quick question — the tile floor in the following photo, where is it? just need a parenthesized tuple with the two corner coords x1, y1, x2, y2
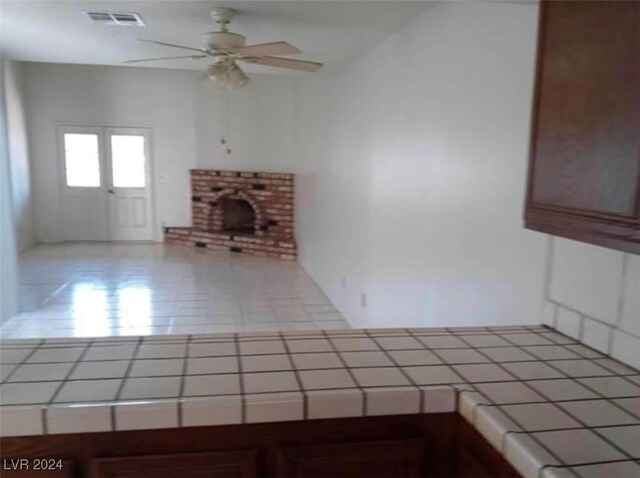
(1, 243, 349, 338)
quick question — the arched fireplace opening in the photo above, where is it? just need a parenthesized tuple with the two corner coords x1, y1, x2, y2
(221, 197, 256, 233)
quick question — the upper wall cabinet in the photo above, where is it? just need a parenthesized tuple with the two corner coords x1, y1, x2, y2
(525, 0, 640, 254)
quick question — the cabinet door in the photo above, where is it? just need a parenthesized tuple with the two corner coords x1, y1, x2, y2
(525, 0, 640, 254)
(92, 450, 258, 478)
(456, 420, 520, 478)
(276, 439, 425, 478)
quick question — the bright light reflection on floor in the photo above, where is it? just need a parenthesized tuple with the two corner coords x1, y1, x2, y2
(117, 286, 152, 332)
(72, 283, 109, 337)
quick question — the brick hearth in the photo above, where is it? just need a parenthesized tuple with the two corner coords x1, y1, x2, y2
(165, 169, 296, 260)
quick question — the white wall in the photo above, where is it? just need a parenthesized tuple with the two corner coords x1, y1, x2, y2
(196, 75, 297, 172)
(24, 63, 199, 241)
(23, 63, 300, 242)
(543, 237, 640, 368)
(0, 61, 20, 322)
(295, 1, 548, 328)
(3, 60, 34, 251)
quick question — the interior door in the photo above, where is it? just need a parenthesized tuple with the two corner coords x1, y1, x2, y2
(105, 128, 153, 241)
(60, 126, 109, 241)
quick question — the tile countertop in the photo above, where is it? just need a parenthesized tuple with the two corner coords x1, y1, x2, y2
(1, 325, 639, 478)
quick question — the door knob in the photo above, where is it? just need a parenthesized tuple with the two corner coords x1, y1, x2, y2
(108, 189, 114, 194)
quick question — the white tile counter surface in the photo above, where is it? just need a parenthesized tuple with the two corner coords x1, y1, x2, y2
(1, 325, 639, 478)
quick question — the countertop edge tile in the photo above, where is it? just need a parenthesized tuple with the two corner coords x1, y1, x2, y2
(114, 400, 179, 431)
(504, 433, 561, 478)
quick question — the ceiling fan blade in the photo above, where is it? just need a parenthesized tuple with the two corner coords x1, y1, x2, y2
(139, 39, 206, 53)
(239, 41, 301, 57)
(246, 56, 323, 72)
(124, 55, 208, 64)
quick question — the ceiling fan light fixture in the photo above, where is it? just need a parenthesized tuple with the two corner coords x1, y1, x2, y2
(204, 60, 249, 90)
(204, 61, 229, 88)
(227, 64, 250, 89)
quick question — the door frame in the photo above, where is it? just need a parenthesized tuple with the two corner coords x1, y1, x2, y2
(56, 123, 158, 242)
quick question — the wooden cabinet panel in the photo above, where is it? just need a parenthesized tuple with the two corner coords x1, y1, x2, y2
(92, 450, 258, 478)
(276, 439, 425, 478)
(456, 420, 520, 478)
(525, 0, 640, 254)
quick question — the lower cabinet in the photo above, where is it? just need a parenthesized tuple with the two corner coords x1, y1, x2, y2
(0, 414, 520, 478)
(276, 440, 425, 478)
(92, 450, 258, 478)
(456, 419, 521, 478)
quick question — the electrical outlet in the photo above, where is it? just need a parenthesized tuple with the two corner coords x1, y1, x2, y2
(341, 277, 347, 289)
(361, 294, 367, 308)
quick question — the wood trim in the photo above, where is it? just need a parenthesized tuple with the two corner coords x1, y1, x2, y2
(526, 208, 640, 255)
(523, 0, 549, 222)
(528, 203, 639, 225)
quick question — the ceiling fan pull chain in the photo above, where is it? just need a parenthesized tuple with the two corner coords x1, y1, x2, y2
(219, 90, 226, 146)
(225, 90, 232, 155)
(220, 89, 232, 155)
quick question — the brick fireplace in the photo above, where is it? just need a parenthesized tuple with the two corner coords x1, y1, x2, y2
(165, 169, 296, 260)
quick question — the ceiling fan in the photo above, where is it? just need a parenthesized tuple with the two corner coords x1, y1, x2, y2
(125, 7, 323, 89)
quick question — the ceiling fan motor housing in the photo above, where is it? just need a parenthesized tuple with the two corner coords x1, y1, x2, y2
(204, 31, 247, 52)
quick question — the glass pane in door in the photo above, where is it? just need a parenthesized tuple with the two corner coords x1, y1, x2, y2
(64, 134, 101, 187)
(111, 135, 146, 188)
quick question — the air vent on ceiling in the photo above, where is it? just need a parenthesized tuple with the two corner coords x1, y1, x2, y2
(86, 11, 145, 26)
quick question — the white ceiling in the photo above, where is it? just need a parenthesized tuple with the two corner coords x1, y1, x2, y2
(0, 1, 434, 75)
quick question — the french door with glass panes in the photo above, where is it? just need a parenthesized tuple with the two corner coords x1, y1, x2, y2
(59, 126, 153, 242)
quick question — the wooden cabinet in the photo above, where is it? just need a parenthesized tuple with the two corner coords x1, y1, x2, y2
(93, 451, 258, 478)
(276, 440, 424, 478)
(0, 414, 519, 477)
(525, 0, 640, 254)
(456, 419, 520, 478)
